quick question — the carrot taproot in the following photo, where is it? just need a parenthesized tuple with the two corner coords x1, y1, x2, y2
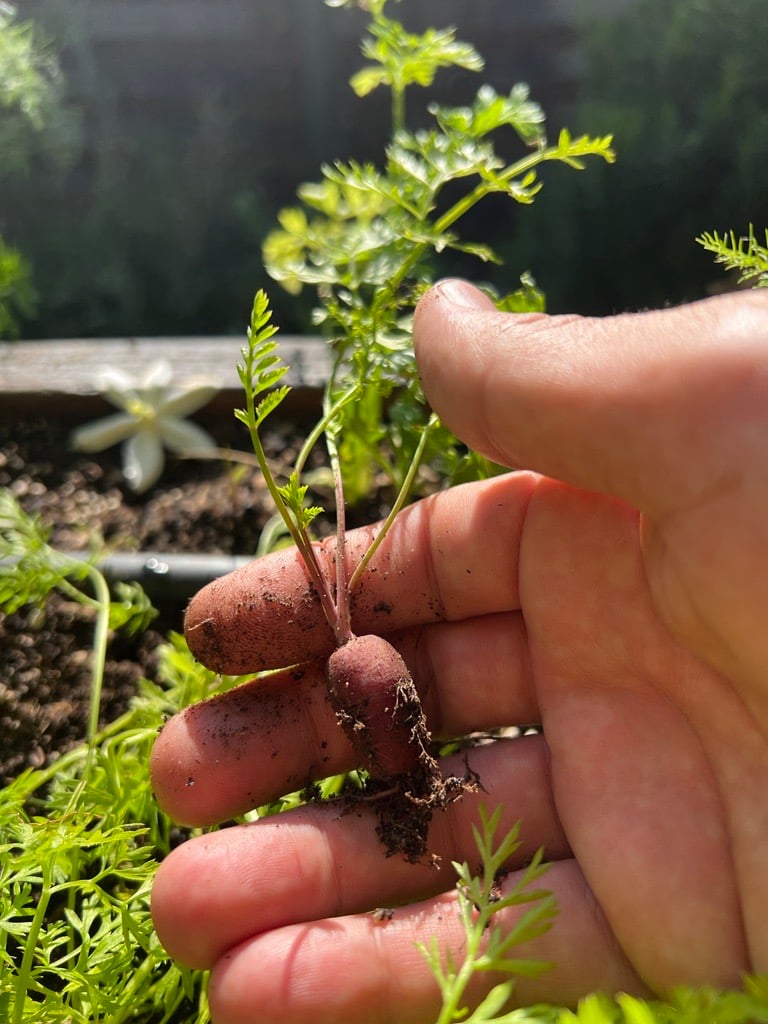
(326, 633, 434, 779)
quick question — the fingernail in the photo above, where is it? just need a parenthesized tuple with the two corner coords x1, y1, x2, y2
(435, 278, 495, 311)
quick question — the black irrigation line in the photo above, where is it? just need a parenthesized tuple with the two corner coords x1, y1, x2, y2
(80, 550, 256, 603)
(0, 551, 256, 605)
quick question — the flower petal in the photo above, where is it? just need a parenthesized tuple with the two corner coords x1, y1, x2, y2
(70, 413, 137, 452)
(158, 384, 220, 418)
(95, 366, 137, 393)
(138, 384, 172, 409)
(123, 429, 164, 492)
(126, 360, 175, 410)
(93, 367, 142, 411)
(140, 359, 174, 388)
(159, 417, 218, 455)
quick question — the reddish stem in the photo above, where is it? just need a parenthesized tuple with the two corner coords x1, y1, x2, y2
(333, 448, 354, 646)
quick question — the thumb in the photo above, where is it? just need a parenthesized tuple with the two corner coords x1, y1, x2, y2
(413, 278, 768, 515)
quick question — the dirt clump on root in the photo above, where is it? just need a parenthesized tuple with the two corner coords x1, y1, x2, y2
(364, 768, 473, 864)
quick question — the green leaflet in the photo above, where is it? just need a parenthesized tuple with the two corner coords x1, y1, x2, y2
(697, 225, 768, 288)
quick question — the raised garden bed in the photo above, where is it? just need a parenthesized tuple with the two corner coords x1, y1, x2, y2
(0, 334, 335, 785)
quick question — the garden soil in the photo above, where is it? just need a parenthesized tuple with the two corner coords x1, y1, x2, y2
(0, 413, 340, 787)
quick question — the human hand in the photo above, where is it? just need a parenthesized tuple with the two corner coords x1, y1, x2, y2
(151, 281, 768, 1023)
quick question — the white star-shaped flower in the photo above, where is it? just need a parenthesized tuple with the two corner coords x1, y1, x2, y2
(70, 359, 220, 493)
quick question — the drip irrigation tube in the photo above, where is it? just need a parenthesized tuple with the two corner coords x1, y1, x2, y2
(2, 552, 254, 605)
(96, 552, 255, 602)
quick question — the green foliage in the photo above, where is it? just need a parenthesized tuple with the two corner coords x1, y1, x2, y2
(235, 290, 319, 538)
(1, 477, 250, 1021)
(496, 272, 546, 314)
(264, 0, 613, 505)
(0, 475, 275, 1023)
(235, 288, 288, 429)
(554, 981, 768, 1024)
(350, 12, 483, 131)
(0, 3, 60, 128)
(420, 808, 768, 1023)
(276, 471, 325, 531)
(0, 490, 155, 636)
(0, 234, 36, 338)
(697, 225, 768, 289)
(429, 83, 546, 147)
(421, 807, 556, 1024)
(0, 486, 158, 774)
(353, 19, 483, 95)
(0, 632, 249, 1024)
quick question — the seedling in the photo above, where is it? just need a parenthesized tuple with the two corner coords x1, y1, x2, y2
(0, 491, 155, 755)
(232, 290, 456, 859)
(420, 806, 556, 1024)
(208, 0, 615, 859)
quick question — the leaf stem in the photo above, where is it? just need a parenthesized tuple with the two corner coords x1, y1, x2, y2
(245, 410, 339, 635)
(329, 433, 353, 646)
(392, 81, 406, 135)
(84, 564, 111, 754)
(348, 412, 438, 595)
(295, 381, 361, 478)
(13, 861, 53, 1024)
(433, 923, 483, 1024)
(432, 146, 551, 236)
(374, 140, 598, 322)
(321, 372, 354, 644)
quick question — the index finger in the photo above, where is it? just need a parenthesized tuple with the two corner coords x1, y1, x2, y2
(184, 471, 536, 675)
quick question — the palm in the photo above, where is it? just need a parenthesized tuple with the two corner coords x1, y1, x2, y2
(517, 477, 754, 993)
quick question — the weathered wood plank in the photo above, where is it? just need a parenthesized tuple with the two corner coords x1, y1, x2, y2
(0, 337, 330, 421)
(0, 336, 330, 394)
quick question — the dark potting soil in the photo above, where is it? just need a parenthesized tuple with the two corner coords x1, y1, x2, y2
(0, 413, 325, 787)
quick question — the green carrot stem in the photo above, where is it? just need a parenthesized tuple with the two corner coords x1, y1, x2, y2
(250, 422, 339, 634)
(295, 382, 361, 479)
(348, 412, 438, 595)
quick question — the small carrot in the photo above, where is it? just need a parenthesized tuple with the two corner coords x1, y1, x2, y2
(326, 634, 434, 779)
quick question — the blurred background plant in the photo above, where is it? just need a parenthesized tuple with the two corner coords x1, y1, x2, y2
(0, 0, 69, 337)
(0, 0, 276, 339)
(0, 234, 35, 338)
(500, 0, 768, 313)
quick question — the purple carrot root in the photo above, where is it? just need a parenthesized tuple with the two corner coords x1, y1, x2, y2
(327, 633, 468, 861)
